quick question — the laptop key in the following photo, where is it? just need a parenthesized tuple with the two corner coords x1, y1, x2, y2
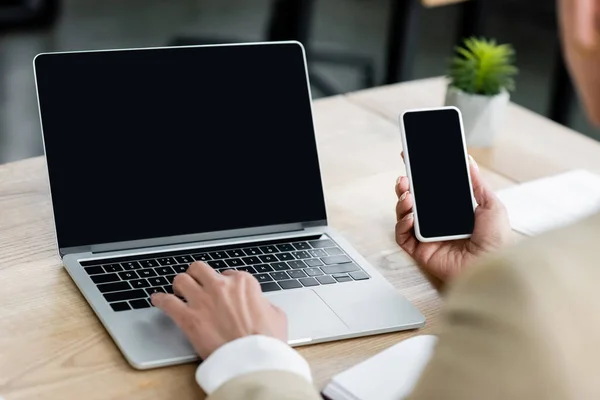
(103, 264, 123, 273)
(288, 270, 307, 279)
(304, 267, 324, 277)
(97, 281, 131, 293)
(243, 247, 262, 256)
(292, 242, 311, 250)
(164, 285, 174, 294)
(174, 255, 194, 264)
(254, 273, 273, 283)
(104, 289, 146, 302)
(241, 256, 261, 265)
(309, 239, 335, 248)
(270, 271, 290, 281)
(255, 264, 274, 273)
(259, 245, 277, 254)
(321, 255, 351, 265)
(192, 253, 211, 262)
(305, 258, 324, 267)
(110, 302, 131, 312)
(237, 266, 257, 274)
(139, 259, 159, 268)
(259, 254, 277, 263)
(226, 250, 244, 258)
(130, 279, 150, 289)
(146, 287, 166, 296)
(288, 260, 307, 269)
(91, 273, 121, 284)
(225, 258, 244, 267)
(334, 274, 353, 283)
(321, 263, 360, 275)
(279, 279, 302, 290)
(261, 282, 281, 292)
(325, 247, 344, 256)
(84, 266, 104, 275)
(316, 275, 336, 285)
(275, 244, 294, 252)
(121, 262, 141, 270)
(118, 271, 139, 280)
(148, 277, 168, 286)
(209, 251, 227, 259)
(299, 277, 320, 287)
(271, 262, 290, 271)
(157, 257, 176, 266)
(165, 275, 176, 284)
(130, 299, 151, 309)
(172, 264, 188, 273)
(292, 251, 311, 259)
(208, 260, 227, 269)
(138, 269, 157, 278)
(156, 266, 175, 275)
(350, 271, 370, 280)
(275, 253, 294, 261)
(308, 249, 327, 258)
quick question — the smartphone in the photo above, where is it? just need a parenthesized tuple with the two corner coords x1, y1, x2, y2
(399, 106, 476, 242)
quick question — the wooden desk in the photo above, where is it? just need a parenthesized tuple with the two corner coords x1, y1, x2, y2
(1, 77, 597, 399)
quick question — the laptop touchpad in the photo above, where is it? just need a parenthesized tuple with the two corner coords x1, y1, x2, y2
(266, 290, 349, 342)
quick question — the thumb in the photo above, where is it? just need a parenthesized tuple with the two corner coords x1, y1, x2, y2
(468, 155, 496, 208)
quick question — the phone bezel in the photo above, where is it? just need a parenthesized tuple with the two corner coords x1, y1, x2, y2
(399, 106, 476, 242)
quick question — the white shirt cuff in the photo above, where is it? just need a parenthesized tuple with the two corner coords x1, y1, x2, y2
(195, 335, 313, 395)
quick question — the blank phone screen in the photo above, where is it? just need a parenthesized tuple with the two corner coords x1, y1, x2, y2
(403, 108, 474, 239)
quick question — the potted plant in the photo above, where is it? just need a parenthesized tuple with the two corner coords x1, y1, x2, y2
(445, 37, 518, 147)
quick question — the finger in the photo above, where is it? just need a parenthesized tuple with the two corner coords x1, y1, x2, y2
(151, 293, 189, 327)
(395, 214, 418, 254)
(173, 272, 205, 302)
(401, 151, 405, 162)
(221, 269, 239, 277)
(395, 175, 410, 198)
(396, 190, 414, 221)
(468, 155, 498, 209)
(186, 261, 221, 287)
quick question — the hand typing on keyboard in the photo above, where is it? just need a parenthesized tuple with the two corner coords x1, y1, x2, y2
(151, 261, 288, 359)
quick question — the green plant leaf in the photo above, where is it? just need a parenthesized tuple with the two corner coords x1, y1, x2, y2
(447, 37, 518, 96)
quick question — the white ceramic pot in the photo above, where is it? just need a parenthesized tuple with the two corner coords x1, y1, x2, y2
(444, 86, 509, 147)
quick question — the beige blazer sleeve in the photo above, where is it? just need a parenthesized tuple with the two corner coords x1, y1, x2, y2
(208, 370, 321, 400)
(407, 212, 600, 400)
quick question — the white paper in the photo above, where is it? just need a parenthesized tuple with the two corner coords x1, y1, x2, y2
(497, 170, 600, 236)
(322, 335, 437, 400)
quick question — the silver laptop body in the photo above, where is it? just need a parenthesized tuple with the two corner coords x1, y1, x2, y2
(33, 41, 425, 369)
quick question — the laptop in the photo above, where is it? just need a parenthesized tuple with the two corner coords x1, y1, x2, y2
(33, 41, 425, 369)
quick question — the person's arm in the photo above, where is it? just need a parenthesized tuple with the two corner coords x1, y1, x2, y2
(151, 263, 321, 399)
(197, 335, 318, 399)
(404, 241, 573, 400)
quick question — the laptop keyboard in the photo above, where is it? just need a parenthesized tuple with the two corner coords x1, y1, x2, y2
(79, 236, 371, 312)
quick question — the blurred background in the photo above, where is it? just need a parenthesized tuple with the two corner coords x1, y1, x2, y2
(0, 0, 596, 164)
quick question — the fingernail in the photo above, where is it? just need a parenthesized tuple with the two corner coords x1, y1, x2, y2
(396, 176, 402, 185)
(399, 191, 408, 201)
(402, 212, 414, 221)
(468, 155, 479, 171)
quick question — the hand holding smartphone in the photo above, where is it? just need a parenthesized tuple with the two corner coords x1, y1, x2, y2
(399, 107, 476, 242)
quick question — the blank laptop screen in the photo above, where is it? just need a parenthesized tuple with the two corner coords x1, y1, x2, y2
(34, 43, 327, 249)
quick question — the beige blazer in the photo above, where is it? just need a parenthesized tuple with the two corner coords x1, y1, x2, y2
(210, 213, 600, 400)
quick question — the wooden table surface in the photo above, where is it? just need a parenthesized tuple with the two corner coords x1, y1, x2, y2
(2, 77, 600, 400)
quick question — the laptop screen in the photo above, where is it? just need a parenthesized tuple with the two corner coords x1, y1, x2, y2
(34, 43, 327, 249)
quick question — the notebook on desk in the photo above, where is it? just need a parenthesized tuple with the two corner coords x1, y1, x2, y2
(322, 335, 437, 400)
